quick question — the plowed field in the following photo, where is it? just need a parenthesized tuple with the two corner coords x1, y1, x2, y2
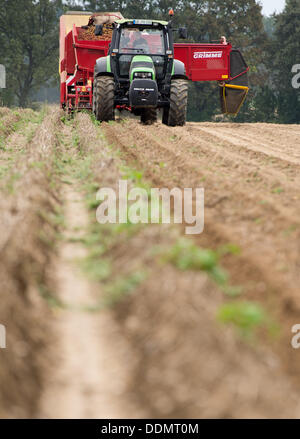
(1, 108, 300, 418)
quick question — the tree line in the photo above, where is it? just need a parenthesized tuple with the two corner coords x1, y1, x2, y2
(0, 0, 299, 123)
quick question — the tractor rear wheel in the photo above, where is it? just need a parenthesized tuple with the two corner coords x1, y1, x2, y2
(163, 79, 188, 127)
(140, 108, 157, 125)
(94, 76, 115, 122)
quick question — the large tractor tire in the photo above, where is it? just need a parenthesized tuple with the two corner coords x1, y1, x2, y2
(94, 76, 115, 122)
(162, 79, 188, 127)
(140, 108, 157, 125)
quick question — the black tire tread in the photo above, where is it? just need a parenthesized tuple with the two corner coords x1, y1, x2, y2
(94, 76, 115, 122)
(164, 79, 188, 127)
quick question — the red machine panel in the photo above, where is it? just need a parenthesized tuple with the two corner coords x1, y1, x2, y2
(60, 19, 110, 110)
(174, 43, 232, 81)
(73, 26, 110, 73)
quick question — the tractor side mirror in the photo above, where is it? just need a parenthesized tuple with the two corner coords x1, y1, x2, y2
(95, 25, 103, 36)
(178, 27, 187, 39)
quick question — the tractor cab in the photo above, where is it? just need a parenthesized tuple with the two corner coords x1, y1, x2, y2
(111, 20, 171, 81)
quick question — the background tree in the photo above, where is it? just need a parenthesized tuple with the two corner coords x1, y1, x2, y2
(0, 0, 63, 107)
(182, 0, 266, 121)
(272, 0, 300, 123)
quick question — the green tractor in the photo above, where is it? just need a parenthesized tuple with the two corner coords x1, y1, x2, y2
(93, 18, 188, 126)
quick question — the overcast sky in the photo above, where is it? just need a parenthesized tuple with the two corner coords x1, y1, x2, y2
(261, 0, 285, 15)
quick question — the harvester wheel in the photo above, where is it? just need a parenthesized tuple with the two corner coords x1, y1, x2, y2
(163, 79, 188, 127)
(140, 108, 157, 125)
(94, 76, 115, 122)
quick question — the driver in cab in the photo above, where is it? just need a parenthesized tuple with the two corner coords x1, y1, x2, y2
(132, 30, 149, 53)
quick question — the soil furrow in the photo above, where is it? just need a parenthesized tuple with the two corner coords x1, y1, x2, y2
(3, 108, 300, 419)
(0, 107, 61, 418)
(189, 124, 300, 164)
(103, 119, 300, 390)
(38, 114, 145, 419)
(103, 121, 300, 302)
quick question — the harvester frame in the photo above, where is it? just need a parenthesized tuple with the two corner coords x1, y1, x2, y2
(60, 11, 249, 125)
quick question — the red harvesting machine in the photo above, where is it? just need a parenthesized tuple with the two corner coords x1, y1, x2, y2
(60, 11, 249, 125)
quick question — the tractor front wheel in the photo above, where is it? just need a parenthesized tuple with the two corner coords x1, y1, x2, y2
(94, 76, 115, 122)
(140, 108, 157, 125)
(163, 79, 188, 127)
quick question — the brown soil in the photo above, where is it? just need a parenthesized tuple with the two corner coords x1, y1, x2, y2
(2, 109, 300, 419)
(103, 118, 300, 402)
(0, 107, 61, 417)
(38, 119, 145, 418)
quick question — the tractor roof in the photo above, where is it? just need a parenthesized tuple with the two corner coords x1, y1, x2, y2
(116, 18, 168, 26)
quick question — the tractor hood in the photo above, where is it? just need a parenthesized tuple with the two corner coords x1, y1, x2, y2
(129, 55, 156, 82)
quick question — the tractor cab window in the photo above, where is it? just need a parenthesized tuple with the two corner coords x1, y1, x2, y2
(119, 28, 165, 55)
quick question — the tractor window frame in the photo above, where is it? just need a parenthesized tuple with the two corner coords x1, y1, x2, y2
(116, 24, 168, 57)
(113, 24, 169, 80)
